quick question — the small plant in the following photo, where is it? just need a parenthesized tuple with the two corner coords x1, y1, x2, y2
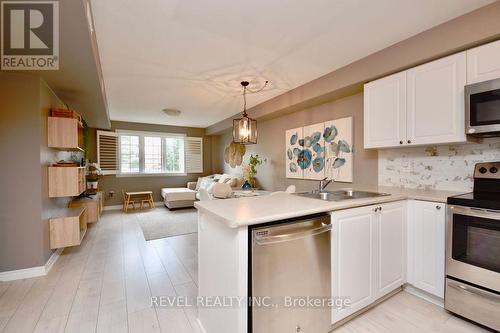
(86, 162, 103, 182)
(244, 154, 267, 181)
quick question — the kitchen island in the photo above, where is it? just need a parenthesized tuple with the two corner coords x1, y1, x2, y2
(194, 187, 459, 333)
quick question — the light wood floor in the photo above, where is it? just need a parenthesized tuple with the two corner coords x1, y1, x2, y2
(0, 208, 491, 333)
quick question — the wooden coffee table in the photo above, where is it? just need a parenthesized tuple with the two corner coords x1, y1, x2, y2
(124, 191, 155, 212)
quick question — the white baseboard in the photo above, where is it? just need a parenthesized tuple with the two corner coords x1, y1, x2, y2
(103, 201, 163, 211)
(403, 284, 444, 308)
(0, 248, 63, 282)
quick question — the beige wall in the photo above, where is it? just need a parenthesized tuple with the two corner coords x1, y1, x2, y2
(215, 93, 378, 192)
(88, 121, 215, 206)
(0, 73, 70, 271)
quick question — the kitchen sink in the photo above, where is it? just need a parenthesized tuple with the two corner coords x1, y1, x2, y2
(295, 189, 390, 202)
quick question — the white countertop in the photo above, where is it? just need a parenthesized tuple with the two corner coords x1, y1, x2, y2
(195, 186, 462, 228)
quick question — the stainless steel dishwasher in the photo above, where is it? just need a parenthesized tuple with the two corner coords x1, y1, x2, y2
(251, 214, 332, 333)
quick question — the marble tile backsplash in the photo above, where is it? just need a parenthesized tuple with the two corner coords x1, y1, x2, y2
(378, 139, 500, 192)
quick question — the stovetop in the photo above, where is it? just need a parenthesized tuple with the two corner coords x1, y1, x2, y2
(447, 162, 500, 210)
(448, 192, 500, 210)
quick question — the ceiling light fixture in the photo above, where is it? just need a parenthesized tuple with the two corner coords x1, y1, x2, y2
(233, 80, 268, 145)
(162, 108, 181, 116)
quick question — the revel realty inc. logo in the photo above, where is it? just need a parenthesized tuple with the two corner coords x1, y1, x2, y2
(1, 0, 59, 70)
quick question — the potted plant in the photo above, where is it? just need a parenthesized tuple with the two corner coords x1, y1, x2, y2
(86, 162, 103, 193)
(242, 154, 266, 190)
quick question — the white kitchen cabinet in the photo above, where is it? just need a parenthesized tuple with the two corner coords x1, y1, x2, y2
(407, 52, 466, 146)
(467, 39, 500, 84)
(363, 52, 466, 149)
(376, 201, 406, 298)
(331, 201, 406, 323)
(407, 200, 446, 299)
(364, 72, 407, 148)
(331, 205, 376, 323)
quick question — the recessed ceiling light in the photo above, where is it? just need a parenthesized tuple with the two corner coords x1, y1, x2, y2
(162, 108, 181, 116)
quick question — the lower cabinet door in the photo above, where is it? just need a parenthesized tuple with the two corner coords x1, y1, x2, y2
(331, 205, 376, 323)
(376, 201, 407, 298)
(408, 200, 446, 298)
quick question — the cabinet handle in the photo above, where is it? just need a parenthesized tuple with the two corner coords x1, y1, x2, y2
(379, 206, 382, 211)
(407, 140, 411, 144)
(399, 140, 403, 144)
(436, 205, 441, 210)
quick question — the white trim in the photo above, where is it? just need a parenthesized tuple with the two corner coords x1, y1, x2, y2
(116, 129, 186, 137)
(103, 201, 164, 211)
(0, 248, 63, 282)
(116, 172, 187, 178)
(403, 284, 444, 307)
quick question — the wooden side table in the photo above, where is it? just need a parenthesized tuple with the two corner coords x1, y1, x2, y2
(69, 191, 103, 223)
(124, 191, 154, 212)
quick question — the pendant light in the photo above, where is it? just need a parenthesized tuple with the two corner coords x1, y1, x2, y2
(233, 80, 268, 144)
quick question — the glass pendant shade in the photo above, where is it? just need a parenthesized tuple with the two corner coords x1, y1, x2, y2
(233, 113, 257, 144)
(232, 80, 259, 144)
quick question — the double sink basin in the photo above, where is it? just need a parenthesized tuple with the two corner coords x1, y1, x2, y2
(295, 189, 390, 202)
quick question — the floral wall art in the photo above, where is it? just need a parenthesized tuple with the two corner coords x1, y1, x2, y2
(285, 127, 303, 178)
(285, 117, 353, 182)
(324, 117, 353, 182)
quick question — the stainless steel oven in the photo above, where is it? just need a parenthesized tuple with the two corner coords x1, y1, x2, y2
(466, 78, 500, 136)
(446, 205, 500, 331)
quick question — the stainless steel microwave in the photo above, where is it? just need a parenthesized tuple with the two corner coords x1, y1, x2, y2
(466, 78, 500, 136)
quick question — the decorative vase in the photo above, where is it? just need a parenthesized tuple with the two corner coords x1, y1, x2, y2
(241, 180, 252, 190)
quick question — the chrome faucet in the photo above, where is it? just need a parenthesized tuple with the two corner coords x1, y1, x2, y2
(318, 177, 332, 193)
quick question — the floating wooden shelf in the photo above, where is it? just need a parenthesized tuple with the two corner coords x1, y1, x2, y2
(48, 166, 86, 198)
(69, 191, 103, 224)
(49, 207, 87, 249)
(47, 116, 84, 151)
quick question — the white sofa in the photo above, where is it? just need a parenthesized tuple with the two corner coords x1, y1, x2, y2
(160, 174, 242, 209)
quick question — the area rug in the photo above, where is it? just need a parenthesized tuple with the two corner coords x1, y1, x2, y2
(138, 208, 198, 241)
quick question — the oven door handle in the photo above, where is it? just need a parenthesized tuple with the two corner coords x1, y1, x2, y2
(449, 205, 500, 219)
(448, 280, 500, 302)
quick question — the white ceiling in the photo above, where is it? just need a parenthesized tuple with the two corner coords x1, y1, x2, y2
(91, 0, 494, 128)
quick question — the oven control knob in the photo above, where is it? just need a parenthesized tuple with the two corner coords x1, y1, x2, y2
(479, 167, 488, 174)
(490, 166, 498, 174)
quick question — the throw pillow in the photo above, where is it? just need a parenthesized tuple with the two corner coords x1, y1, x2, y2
(195, 177, 203, 191)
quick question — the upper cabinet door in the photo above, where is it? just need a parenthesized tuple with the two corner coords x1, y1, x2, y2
(467, 40, 500, 84)
(407, 52, 466, 146)
(364, 72, 407, 149)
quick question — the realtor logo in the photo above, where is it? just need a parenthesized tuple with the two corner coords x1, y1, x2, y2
(1, 1, 59, 70)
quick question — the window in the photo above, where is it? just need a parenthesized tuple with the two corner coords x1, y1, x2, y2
(120, 135, 140, 173)
(144, 136, 162, 173)
(116, 130, 201, 175)
(165, 137, 184, 173)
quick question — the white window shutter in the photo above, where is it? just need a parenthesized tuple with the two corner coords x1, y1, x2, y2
(185, 137, 203, 173)
(97, 130, 118, 175)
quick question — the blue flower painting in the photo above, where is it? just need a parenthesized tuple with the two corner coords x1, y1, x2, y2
(302, 123, 326, 179)
(298, 149, 312, 169)
(286, 127, 304, 179)
(325, 117, 353, 182)
(287, 118, 352, 182)
(313, 157, 324, 172)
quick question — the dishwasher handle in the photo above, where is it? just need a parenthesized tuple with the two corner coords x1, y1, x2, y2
(254, 223, 332, 245)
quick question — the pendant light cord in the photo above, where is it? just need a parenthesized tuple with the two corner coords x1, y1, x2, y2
(243, 85, 247, 116)
(241, 80, 268, 116)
